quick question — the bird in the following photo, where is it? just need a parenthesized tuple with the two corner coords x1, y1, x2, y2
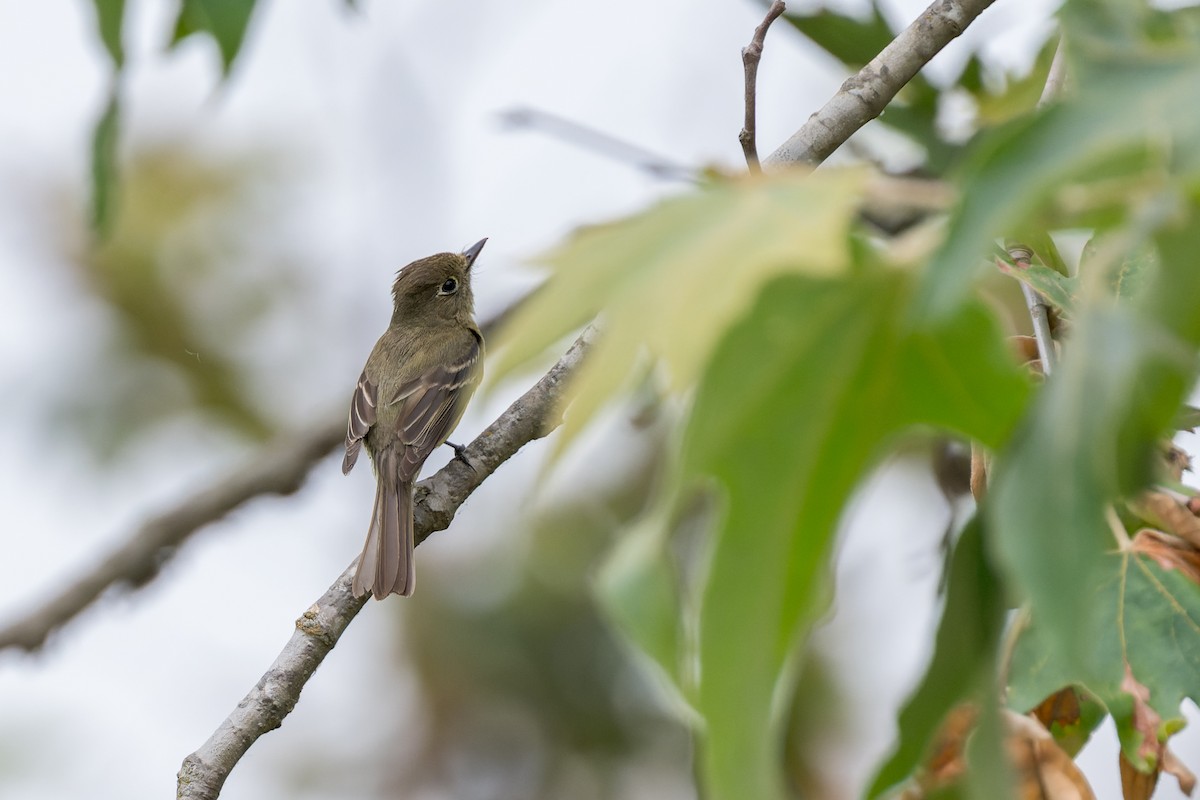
(343, 239, 487, 599)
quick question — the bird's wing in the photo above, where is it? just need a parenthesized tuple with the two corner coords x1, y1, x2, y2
(389, 332, 484, 481)
(342, 369, 377, 475)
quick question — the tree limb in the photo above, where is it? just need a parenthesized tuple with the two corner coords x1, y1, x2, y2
(739, 0, 787, 173)
(176, 326, 595, 800)
(0, 423, 344, 652)
(764, 0, 997, 167)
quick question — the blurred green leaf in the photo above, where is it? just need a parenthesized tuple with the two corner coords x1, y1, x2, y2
(90, 0, 126, 66)
(1061, 0, 1200, 81)
(1000, 263, 1077, 315)
(491, 170, 867, 456)
(597, 504, 684, 697)
(916, 10, 1200, 318)
(989, 206, 1200, 731)
(90, 90, 121, 236)
(971, 36, 1059, 127)
(869, 519, 1006, 797)
(683, 271, 1029, 800)
(171, 0, 258, 74)
(1078, 235, 1157, 305)
(75, 145, 291, 449)
(779, 3, 895, 69)
(963, 698, 1015, 800)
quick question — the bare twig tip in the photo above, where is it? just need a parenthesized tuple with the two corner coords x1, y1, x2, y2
(739, 0, 788, 174)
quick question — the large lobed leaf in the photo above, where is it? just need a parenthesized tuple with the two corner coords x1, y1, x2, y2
(1009, 546, 1200, 772)
(490, 170, 867, 455)
(678, 270, 1029, 800)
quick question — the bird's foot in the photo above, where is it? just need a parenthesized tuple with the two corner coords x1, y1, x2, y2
(445, 440, 475, 471)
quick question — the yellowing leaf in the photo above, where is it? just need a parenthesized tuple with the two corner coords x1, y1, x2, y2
(491, 169, 867, 454)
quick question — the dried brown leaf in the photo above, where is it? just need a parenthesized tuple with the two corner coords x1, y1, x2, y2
(1130, 529, 1200, 586)
(1004, 711, 1097, 800)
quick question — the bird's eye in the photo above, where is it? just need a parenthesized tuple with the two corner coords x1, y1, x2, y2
(439, 277, 458, 295)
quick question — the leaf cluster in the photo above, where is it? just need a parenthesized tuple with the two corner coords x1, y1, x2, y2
(490, 0, 1200, 796)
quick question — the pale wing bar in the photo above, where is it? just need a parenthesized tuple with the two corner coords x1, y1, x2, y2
(342, 370, 378, 475)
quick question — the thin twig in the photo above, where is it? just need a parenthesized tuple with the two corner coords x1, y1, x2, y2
(498, 106, 697, 183)
(1007, 246, 1057, 376)
(765, 0, 998, 167)
(739, 0, 786, 173)
(176, 327, 596, 800)
(1006, 41, 1067, 376)
(0, 304, 528, 653)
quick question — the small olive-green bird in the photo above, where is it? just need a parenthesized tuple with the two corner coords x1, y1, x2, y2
(343, 239, 487, 599)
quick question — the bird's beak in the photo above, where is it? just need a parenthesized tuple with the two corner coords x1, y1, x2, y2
(462, 238, 488, 268)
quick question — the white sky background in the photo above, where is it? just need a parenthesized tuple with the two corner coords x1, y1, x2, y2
(2, 0, 1191, 799)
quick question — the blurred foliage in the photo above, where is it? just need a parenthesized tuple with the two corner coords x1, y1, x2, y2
(90, 90, 121, 234)
(491, 169, 867, 456)
(89, 0, 126, 66)
(774, 0, 1058, 176)
(62, 142, 303, 455)
(402, 420, 694, 799)
(85, 0, 268, 234)
(668, 271, 1025, 800)
(492, 0, 1200, 798)
(170, 0, 259, 75)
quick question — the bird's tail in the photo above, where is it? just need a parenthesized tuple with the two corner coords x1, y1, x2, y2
(353, 453, 414, 599)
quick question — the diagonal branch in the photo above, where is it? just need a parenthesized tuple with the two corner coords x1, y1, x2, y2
(175, 326, 595, 800)
(739, 0, 787, 173)
(0, 307, 531, 653)
(765, 0, 998, 167)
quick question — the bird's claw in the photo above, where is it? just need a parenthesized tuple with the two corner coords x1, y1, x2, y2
(445, 440, 475, 471)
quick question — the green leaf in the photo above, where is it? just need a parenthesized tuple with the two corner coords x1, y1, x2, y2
(989, 204, 1200, 728)
(90, 0, 126, 67)
(490, 170, 868, 456)
(1009, 550, 1200, 770)
(171, 0, 258, 75)
(91, 90, 121, 236)
(596, 502, 684, 694)
(869, 519, 1007, 796)
(683, 271, 1029, 800)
